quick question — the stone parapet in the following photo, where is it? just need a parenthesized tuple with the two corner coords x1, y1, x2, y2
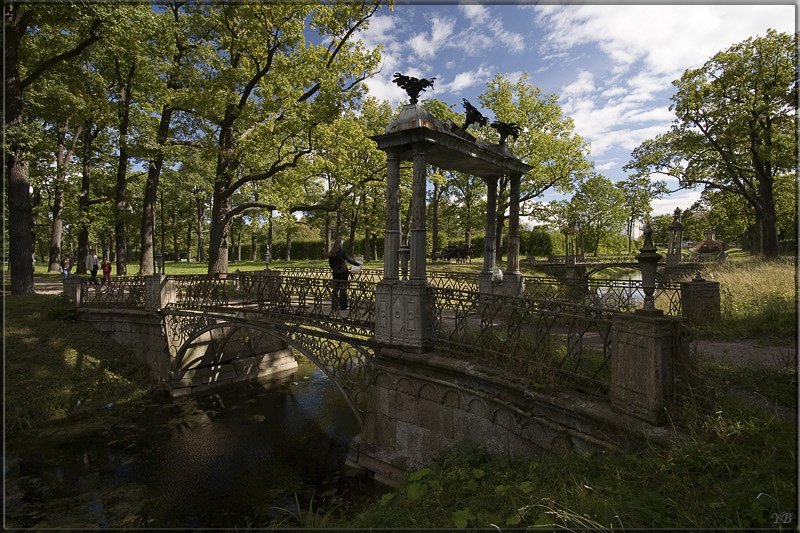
(349, 347, 683, 486)
(63, 277, 82, 305)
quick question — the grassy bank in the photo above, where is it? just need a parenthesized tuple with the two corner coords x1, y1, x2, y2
(5, 294, 152, 435)
(700, 258, 796, 340)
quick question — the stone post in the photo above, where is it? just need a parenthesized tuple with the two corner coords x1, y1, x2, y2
(384, 149, 401, 281)
(610, 313, 681, 425)
(502, 172, 525, 298)
(479, 176, 499, 295)
(410, 149, 427, 283)
(63, 277, 83, 307)
(680, 272, 721, 322)
(666, 207, 683, 267)
(145, 274, 175, 311)
(636, 223, 663, 314)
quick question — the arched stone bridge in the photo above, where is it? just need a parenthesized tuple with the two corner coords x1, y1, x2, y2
(65, 268, 705, 485)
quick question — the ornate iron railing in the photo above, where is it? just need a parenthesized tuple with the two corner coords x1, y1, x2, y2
(80, 276, 147, 308)
(167, 273, 378, 333)
(431, 287, 613, 394)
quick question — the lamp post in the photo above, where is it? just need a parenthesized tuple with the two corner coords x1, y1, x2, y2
(264, 245, 272, 270)
(636, 222, 663, 314)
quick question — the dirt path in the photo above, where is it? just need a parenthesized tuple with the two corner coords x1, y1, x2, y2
(694, 339, 796, 370)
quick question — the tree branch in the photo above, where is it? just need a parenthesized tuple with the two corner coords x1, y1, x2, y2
(21, 19, 101, 90)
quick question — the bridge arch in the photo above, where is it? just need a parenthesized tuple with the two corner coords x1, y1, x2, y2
(166, 312, 375, 425)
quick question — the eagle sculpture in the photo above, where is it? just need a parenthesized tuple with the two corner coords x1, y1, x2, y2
(490, 121, 522, 145)
(461, 99, 488, 131)
(392, 72, 436, 104)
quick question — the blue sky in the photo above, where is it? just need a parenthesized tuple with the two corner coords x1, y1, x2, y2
(356, 3, 795, 215)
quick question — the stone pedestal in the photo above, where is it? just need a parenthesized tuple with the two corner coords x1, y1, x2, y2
(63, 277, 82, 306)
(145, 274, 176, 311)
(611, 314, 682, 424)
(375, 281, 434, 350)
(680, 275, 721, 322)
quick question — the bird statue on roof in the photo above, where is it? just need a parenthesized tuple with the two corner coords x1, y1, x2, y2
(392, 72, 436, 104)
(490, 121, 522, 145)
(461, 99, 488, 131)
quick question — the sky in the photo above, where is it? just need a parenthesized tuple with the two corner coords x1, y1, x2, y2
(356, 3, 796, 216)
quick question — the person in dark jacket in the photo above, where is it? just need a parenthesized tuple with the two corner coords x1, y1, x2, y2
(328, 237, 360, 311)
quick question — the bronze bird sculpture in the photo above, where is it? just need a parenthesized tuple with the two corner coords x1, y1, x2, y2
(392, 72, 436, 104)
(461, 99, 488, 131)
(490, 121, 522, 145)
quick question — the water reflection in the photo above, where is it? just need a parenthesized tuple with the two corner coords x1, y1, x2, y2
(6, 357, 362, 528)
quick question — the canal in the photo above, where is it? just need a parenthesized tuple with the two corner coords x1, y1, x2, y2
(5, 357, 378, 528)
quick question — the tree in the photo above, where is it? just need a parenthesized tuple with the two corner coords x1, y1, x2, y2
(616, 175, 667, 253)
(5, 3, 102, 293)
(625, 30, 797, 258)
(479, 73, 593, 261)
(194, 3, 380, 274)
(569, 174, 627, 255)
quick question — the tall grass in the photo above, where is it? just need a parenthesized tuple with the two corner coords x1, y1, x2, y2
(702, 260, 797, 339)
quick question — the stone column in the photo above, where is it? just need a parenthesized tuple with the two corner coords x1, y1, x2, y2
(384, 149, 401, 281)
(502, 172, 525, 297)
(482, 176, 498, 274)
(410, 150, 427, 283)
(506, 173, 521, 274)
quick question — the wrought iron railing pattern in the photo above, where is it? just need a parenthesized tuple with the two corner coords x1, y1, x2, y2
(80, 276, 147, 308)
(431, 287, 613, 394)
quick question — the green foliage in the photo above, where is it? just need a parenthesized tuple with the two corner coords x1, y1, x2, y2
(626, 30, 797, 257)
(527, 226, 553, 257)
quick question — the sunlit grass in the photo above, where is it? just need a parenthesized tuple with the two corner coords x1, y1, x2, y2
(699, 260, 797, 339)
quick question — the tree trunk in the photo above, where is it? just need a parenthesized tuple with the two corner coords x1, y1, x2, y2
(186, 220, 193, 263)
(207, 106, 238, 274)
(285, 231, 292, 261)
(250, 232, 256, 261)
(76, 121, 96, 274)
(139, 106, 173, 274)
(5, 8, 34, 293)
(113, 60, 135, 276)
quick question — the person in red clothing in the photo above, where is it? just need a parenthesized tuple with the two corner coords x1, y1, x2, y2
(101, 258, 112, 284)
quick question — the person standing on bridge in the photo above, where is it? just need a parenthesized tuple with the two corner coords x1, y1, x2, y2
(328, 237, 361, 311)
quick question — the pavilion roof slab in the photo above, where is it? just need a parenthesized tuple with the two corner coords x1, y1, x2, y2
(370, 104, 532, 178)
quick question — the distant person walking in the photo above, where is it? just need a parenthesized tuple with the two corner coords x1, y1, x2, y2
(85, 249, 99, 283)
(101, 258, 112, 284)
(327, 237, 360, 311)
(60, 255, 72, 279)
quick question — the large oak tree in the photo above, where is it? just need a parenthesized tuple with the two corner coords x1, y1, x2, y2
(625, 30, 797, 258)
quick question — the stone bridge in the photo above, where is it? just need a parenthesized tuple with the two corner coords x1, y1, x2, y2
(62, 267, 718, 485)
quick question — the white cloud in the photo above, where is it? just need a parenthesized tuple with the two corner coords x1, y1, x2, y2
(459, 4, 488, 21)
(440, 66, 493, 93)
(535, 5, 795, 77)
(595, 160, 617, 171)
(409, 15, 456, 60)
(562, 70, 595, 98)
